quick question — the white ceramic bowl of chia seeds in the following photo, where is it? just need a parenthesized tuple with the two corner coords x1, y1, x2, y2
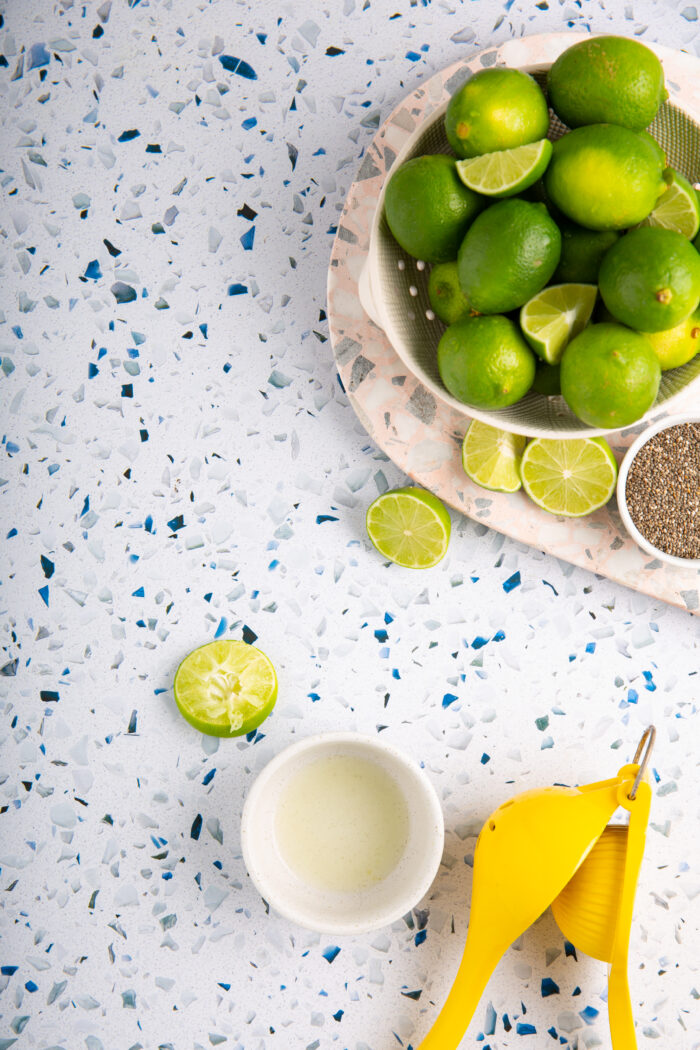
(617, 414, 700, 569)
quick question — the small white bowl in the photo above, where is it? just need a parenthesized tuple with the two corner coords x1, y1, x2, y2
(617, 413, 700, 568)
(240, 732, 444, 934)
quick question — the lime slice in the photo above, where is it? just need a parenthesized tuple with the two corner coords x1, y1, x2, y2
(461, 420, 527, 493)
(520, 437, 618, 517)
(366, 487, 451, 568)
(174, 640, 278, 736)
(520, 283, 597, 365)
(455, 139, 553, 198)
(641, 168, 700, 239)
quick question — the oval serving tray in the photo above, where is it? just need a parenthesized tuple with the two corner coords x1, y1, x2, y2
(327, 32, 700, 614)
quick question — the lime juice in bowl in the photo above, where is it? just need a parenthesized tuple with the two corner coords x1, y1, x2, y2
(241, 733, 444, 935)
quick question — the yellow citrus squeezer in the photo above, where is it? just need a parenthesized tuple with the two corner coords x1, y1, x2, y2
(418, 727, 655, 1050)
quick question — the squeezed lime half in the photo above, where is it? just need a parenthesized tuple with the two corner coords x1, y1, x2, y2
(174, 640, 278, 736)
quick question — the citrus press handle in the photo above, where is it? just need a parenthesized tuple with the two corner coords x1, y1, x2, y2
(608, 727, 655, 1050)
(606, 784, 652, 1050)
(417, 937, 503, 1050)
(608, 963, 637, 1050)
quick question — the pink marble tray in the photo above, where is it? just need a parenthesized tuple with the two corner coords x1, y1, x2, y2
(327, 33, 700, 615)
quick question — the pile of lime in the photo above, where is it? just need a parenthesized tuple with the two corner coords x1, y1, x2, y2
(383, 36, 700, 429)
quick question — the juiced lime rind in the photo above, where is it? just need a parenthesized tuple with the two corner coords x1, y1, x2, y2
(455, 139, 552, 199)
(520, 283, 598, 365)
(366, 488, 451, 569)
(174, 640, 278, 737)
(640, 168, 700, 240)
(461, 420, 527, 493)
(520, 437, 618, 517)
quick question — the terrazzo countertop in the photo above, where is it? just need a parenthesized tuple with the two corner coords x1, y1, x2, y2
(1, 1, 699, 1048)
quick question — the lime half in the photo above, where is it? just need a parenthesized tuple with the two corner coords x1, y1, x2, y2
(641, 168, 700, 239)
(456, 139, 552, 198)
(174, 640, 278, 736)
(366, 487, 451, 568)
(462, 420, 526, 493)
(520, 283, 597, 365)
(520, 437, 618, 517)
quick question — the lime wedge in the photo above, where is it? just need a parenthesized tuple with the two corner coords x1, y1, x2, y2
(461, 420, 526, 492)
(456, 139, 553, 198)
(174, 640, 278, 736)
(520, 437, 618, 517)
(641, 168, 700, 239)
(520, 283, 597, 365)
(366, 487, 451, 568)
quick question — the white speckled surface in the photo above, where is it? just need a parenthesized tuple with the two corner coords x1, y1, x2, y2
(1, 2, 699, 1049)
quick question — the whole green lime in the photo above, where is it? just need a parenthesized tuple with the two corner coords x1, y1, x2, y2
(457, 199, 561, 314)
(428, 261, 471, 324)
(384, 154, 484, 263)
(553, 220, 619, 284)
(598, 226, 700, 332)
(437, 314, 536, 409)
(545, 124, 666, 230)
(548, 36, 666, 132)
(445, 68, 550, 159)
(560, 323, 661, 427)
(640, 308, 700, 370)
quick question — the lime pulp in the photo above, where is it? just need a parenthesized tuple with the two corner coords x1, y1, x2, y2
(173, 640, 278, 736)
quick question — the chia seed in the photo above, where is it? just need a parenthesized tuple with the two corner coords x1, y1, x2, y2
(625, 422, 700, 560)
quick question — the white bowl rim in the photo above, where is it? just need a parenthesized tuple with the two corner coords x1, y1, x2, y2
(240, 731, 445, 935)
(363, 36, 700, 440)
(616, 413, 700, 568)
